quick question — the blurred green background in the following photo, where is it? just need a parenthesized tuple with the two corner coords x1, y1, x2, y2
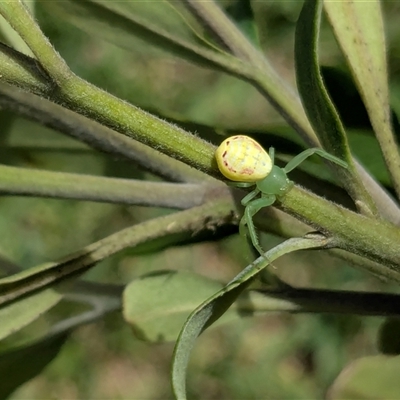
(2, 1, 400, 398)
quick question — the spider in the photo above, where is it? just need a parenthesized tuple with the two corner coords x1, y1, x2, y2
(215, 135, 348, 256)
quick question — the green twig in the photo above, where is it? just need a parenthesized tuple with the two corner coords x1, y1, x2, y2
(47, 281, 123, 337)
(252, 204, 400, 285)
(280, 186, 400, 278)
(0, 42, 52, 93)
(240, 287, 400, 317)
(0, 198, 236, 306)
(0, 164, 210, 209)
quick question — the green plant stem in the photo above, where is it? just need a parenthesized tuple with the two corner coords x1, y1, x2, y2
(61, 76, 217, 173)
(0, 198, 236, 306)
(241, 287, 400, 317)
(3, 64, 400, 282)
(231, 185, 400, 283)
(0, 82, 209, 183)
(47, 281, 123, 337)
(0, 42, 51, 93)
(280, 187, 400, 278)
(251, 203, 400, 285)
(0, 2, 216, 173)
(1, 5, 398, 222)
(0, 1, 71, 83)
(0, 164, 210, 209)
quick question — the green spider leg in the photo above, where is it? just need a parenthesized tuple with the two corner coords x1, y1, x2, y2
(240, 195, 276, 255)
(284, 148, 347, 173)
(241, 187, 260, 205)
(239, 187, 260, 239)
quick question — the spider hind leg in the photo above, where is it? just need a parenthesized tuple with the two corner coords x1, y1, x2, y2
(240, 195, 276, 256)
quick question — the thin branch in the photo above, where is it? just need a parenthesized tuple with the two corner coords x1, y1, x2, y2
(46, 281, 123, 337)
(0, 42, 53, 94)
(241, 287, 400, 317)
(0, 198, 236, 306)
(0, 164, 210, 209)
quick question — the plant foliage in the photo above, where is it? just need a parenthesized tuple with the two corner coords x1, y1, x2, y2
(0, 0, 400, 398)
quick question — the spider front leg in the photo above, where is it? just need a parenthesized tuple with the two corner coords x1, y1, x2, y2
(284, 148, 348, 173)
(240, 195, 276, 256)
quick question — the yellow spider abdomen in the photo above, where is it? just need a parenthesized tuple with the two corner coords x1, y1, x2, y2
(215, 135, 272, 182)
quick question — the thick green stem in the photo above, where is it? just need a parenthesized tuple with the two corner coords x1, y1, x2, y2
(0, 82, 209, 183)
(280, 187, 400, 276)
(59, 76, 216, 173)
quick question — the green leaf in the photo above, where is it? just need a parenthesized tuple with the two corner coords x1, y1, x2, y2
(294, 0, 376, 216)
(123, 270, 223, 343)
(172, 281, 248, 400)
(295, 0, 350, 162)
(324, 1, 400, 198)
(42, 0, 231, 70)
(0, 333, 68, 399)
(0, 288, 62, 342)
(348, 130, 391, 187)
(329, 355, 400, 399)
(172, 236, 325, 399)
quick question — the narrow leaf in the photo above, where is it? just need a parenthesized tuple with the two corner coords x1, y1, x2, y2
(172, 235, 327, 399)
(0, 288, 62, 342)
(324, 1, 400, 198)
(42, 0, 238, 73)
(295, 0, 376, 216)
(0, 333, 68, 398)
